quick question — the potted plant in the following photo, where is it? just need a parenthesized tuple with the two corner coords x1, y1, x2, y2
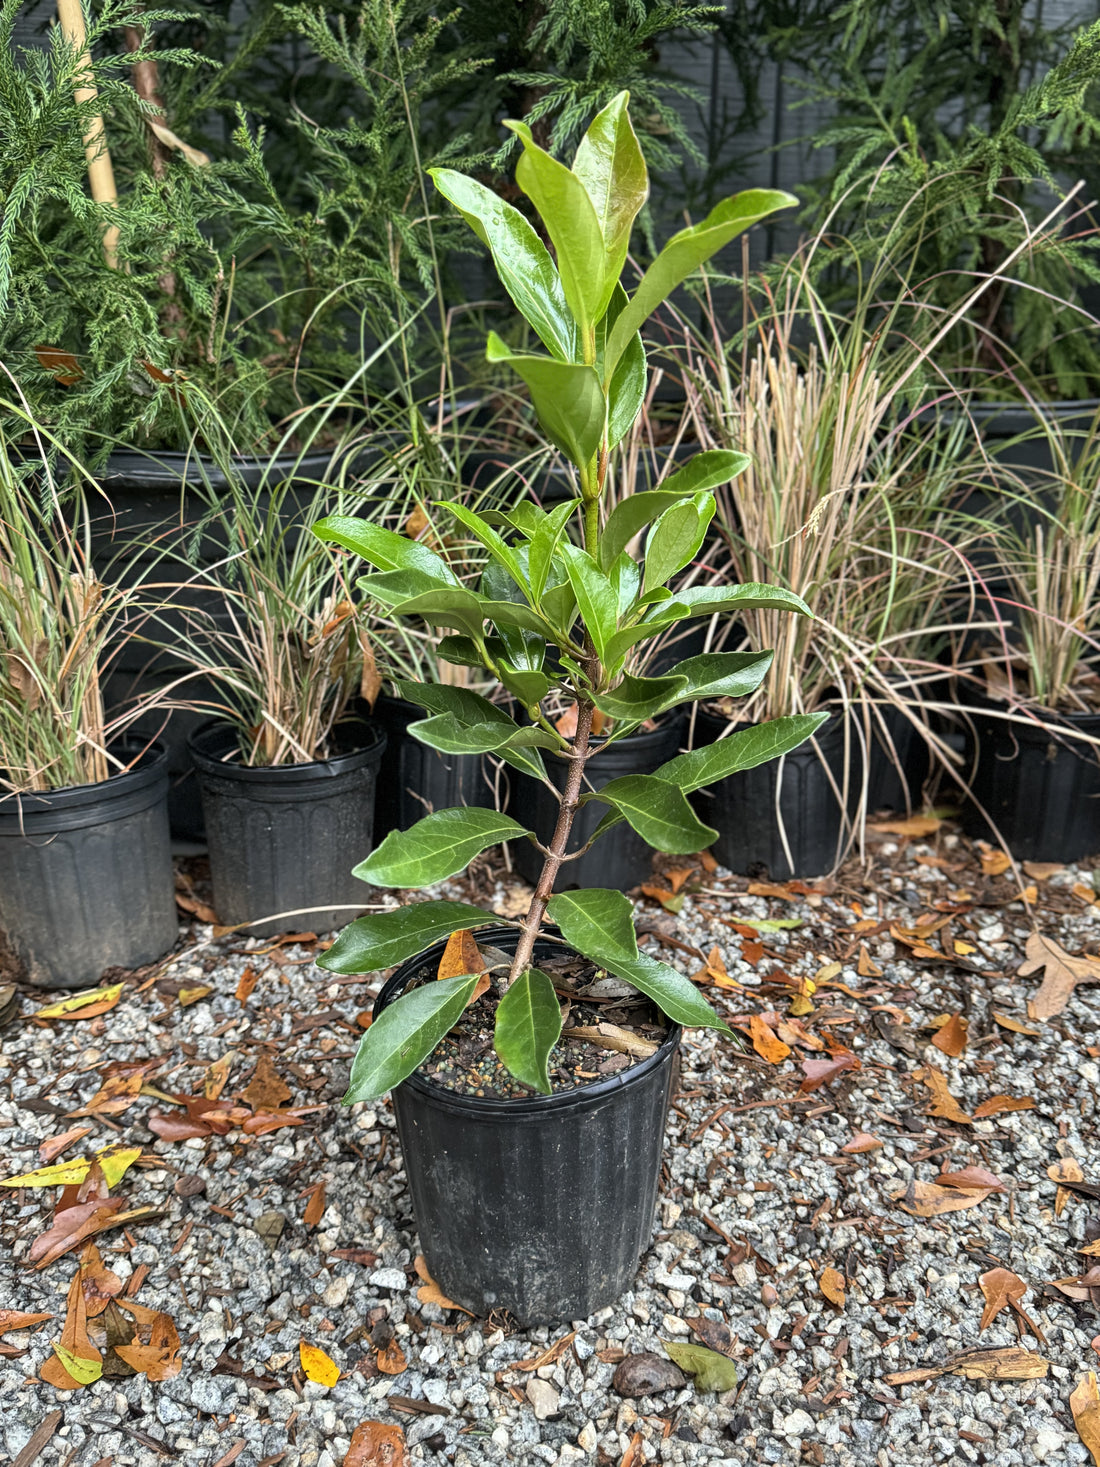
(957, 408, 1100, 861)
(313, 93, 822, 1324)
(0, 414, 177, 988)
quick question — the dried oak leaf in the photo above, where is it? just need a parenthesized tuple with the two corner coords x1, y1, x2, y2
(1050, 1158, 1088, 1216)
(40, 1270, 101, 1390)
(935, 1166, 1006, 1193)
(242, 1055, 292, 1112)
(798, 1053, 860, 1093)
(303, 1181, 326, 1229)
(78, 1242, 122, 1318)
(974, 1094, 1035, 1118)
(931, 1013, 968, 1057)
(914, 1064, 972, 1125)
(841, 1132, 883, 1154)
(890, 1181, 994, 1217)
(1050, 1266, 1100, 1305)
(375, 1338, 407, 1375)
(413, 1254, 474, 1316)
(687, 1315, 735, 1357)
(114, 1310, 182, 1382)
(0, 1310, 53, 1333)
(1018, 933, 1100, 1020)
(612, 1352, 686, 1397)
(747, 1014, 790, 1065)
(979, 1268, 1027, 1331)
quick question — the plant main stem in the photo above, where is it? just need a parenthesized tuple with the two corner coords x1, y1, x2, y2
(508, 696, 595, 983)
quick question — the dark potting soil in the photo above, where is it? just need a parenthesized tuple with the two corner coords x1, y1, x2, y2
(412, 948, 668, 1100)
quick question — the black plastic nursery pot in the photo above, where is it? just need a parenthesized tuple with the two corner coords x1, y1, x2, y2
(691, 709, 854, 880)
(961, 702, 1100, 863)
(0, 742, 177, 989)
(371, 694, 498, 841)
(189, 718, 386, 937)
(375, 926, 682, 1326)
(507, 717, 686, 892)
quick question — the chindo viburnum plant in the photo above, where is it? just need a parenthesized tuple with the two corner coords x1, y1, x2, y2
(314, 92, 826, 1100)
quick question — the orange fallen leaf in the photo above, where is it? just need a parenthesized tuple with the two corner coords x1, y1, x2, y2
(747, 1014, 790, 1065)
(619, 1432, 645, 1467)
(857, 945, 883, 978)
(1022, 861, 1063, 881)
(40, 1270, 100, 1390)
(973, 1094, 1035, 1118)
(819, 1267, 846, 1307)
(78, 1242, 122, 1318)
(868, 814, 943, 837)
(914, 1064, 972, 1125)
(0, 1310, 53, 1333)
(1051, 1267, 1100, 1305)
(1049, 1158, 1088, 1216)
(931, 1013, 968, 1057)
(303, 1181, 326, 1229)
(203, 1051, 236, 1101)
(1074, 882, 1097, 905)
(175, 892, 219, 925)
(413, 1254, 474, 1316)
(344, 1421, 409, 1467)
(934, 1165, 1006, 1193)
(666, 868, 694, 895)
(841, 1132, 883, 1154)
(235, 966, 259, 1003)
(437, 929, 488, 982)
(67, 1072, 146, 1120)
(689, 946, 740, 991)
(300, 1341, 340, 1387)
(38, 1128, 93, 1164)
(33, 984, 124, 1021)
(114, 1310, 182, 1381)
(376, 1338, 407, 1375)
(979, 846, 1012, 877)
(979, 1267, 1043, 1339)
(1072, 1373, 1100, 1467)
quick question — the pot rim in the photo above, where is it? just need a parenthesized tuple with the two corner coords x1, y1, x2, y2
(374, 923, 682, 1119)
(0, 738, 168, 812)
(188, 717, 386, 781)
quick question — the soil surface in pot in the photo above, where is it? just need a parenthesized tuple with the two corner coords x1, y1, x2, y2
(401, 945, 668, 1100)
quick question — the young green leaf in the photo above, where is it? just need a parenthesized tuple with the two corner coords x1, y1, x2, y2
(494, 968, 563, 1094)
(445, 503, 530, 598)
(561, 545, 619, 663)
(486, 335, 605, 473)
(313, 515, 458, 583)
(355, 809, 529, 889)
(643, 497, 712, 594)
(504, 118, 610, 344)
(584, 773, 718, 854)
(571, 91, 648, 286)
(408, 714, 550, 780)
(343, 973, 481, 1103)
(654, 650, 774, 706)
(663, 1340, 739, 1393)
(318, 902, 495, 975)
(604, 189, 799, 376)
(656, 449, 752, 500)
(527, 498, 578, 602)
(599, 490, 698, 571)
(656, 713, 831, 792)
(428, 168, 574, 360)
(381, 586, 488, 640)
(599, 284, 647, 449)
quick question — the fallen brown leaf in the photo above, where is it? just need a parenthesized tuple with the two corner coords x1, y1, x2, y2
(857, 944, 883, 978)
(203, 1051, 236, 1101)
(841, 1131, 883, 1154)
(747, 1014, 790, 1065)
(235, 966, 259, 1003)
(979, 846, 1012, 877)
(303, 1181, 326, 1230)
(990, 1011, 1042, 1036)
(38, 1128, 93, 1164)
(979, 1268, 1027, 1330)
(78, 1242, 122, 1318)
(931, 1013, 968, 1057)
(344, 1421, 409, 1467)
(565, 1023, 658, 1058)
(935, 1166, 1006, 1193)
(1018, 932, 1100, 1020)
(819, 1267, 845, 1307)
(413, 1255, 474, 1316)
(0, 1310, 53, 1333)
(1022, 861, 1063, 881)
(914, 1064, 972, 1124)
(375, 1338, 406, 1376)
(437, 929, 488, 983)
(1050, 1266, 1100, 1305)
(114, 1310, 182, 1381)
(619, 1431, 645, 1467)
(1071, 1373, 1100, 1467)
(869, 814, 944, 837)
(241, 1055, 292, 1112)
(1049, 1157, 1087, 1216)
(798, 1053, 860, 1092)
(890, 1181, 993, 1217)
(40, 1270, 100, 1390)
(973, 1093, 1036, 1118)
(514, 1332, 577, 1372)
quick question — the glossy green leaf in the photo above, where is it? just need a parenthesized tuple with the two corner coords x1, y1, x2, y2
(571, 91, 648, 288)
(599, 490, 697, 571)
(657, 448, 752, 499)
(480, 597, 559, 640)
(671, 583, 814, 618)
(592, 671, 688, 723)
(608, 551, 642, 617)
(505, 118, 609, 343)
(386, 586, 488, 640)
(445, 502, 530, 598)
(527, 498, 578, 603)
(355, 568, 451, 608)
(643, 496, 713, 595)
(318, 901, 495, 974)
(656, 713, 831, 792)
(355, 808, 529, 889)
(546, 889, 727, 1031)
(498, 664, 553, 708)
(598, 949, 729, 1032)
(394, 679, 509, 725)
(656, 649, 774, 706)
(599, 284, 647, 450)
(494, 968, 563, 1094)
(546, 887, 640, 963)
(561, 545, 619, 664)
(663, 1340, 739, 1393)
(435, 635, 488, 670)
(408, 714, 550, 780)
(343, 973, 480, 1103)
(585, 773, 717, 854)
(486, 334, 605, 473)
(314, 515, 457, 583)
(429, 168, 574, 360)
(605, 189, 798, 376)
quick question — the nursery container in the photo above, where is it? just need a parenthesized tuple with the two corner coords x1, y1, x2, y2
(0, 742, 177, 989)
(691, 709, 854, 878)
(507, 718, 686, 892)
(189, 718, 386, 936)
(371, 694, 498, 841)
(375, 925, 681, 1325)
(962, 702, 1100, 862)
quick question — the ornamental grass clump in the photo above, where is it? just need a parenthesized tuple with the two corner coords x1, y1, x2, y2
(313, 92, 825, 1102)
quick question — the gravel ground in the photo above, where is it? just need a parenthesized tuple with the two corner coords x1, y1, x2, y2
(1, 826, 1099, 1467)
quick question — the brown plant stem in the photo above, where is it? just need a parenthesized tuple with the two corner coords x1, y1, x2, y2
(124, 23, 171, 180)
(508, 695, 595, 984)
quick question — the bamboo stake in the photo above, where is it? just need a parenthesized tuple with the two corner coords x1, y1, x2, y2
(57, 0, 120, 269)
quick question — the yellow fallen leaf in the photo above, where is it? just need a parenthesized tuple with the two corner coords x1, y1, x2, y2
(178, 985, 213, 1007)
(1, 1145, 142, 1190)
(49, 1341, 103, 1385)
(991, 1011, 1042, 1036)
(868, 814, 943, 837)
(34, 983, 125, 1020)
(979, 847, 1012, 877)
(299, 1341, 340, 1387)
(1073, 882, 1097, 905)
